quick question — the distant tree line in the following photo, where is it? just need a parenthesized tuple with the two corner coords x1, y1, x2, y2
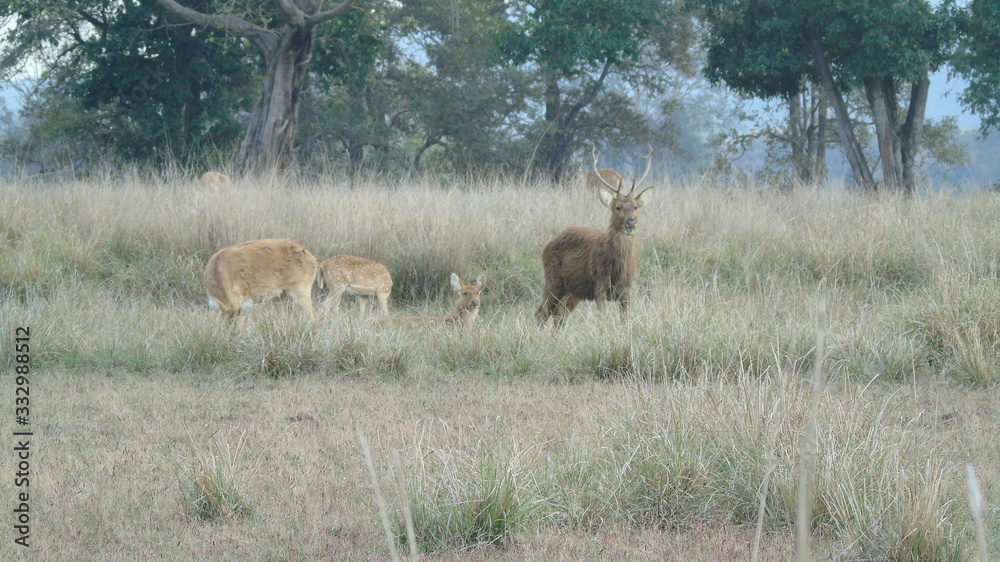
(0, 0, 998, 189)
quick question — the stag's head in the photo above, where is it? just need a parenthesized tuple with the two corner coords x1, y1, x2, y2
(592, 147, 655, 236)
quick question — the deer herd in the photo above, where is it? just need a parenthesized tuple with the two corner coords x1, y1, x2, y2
(201, 149, 655, 331)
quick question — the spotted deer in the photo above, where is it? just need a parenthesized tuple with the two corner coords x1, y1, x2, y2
(537, 148, 655, 328)
(318, 255, 393, 316)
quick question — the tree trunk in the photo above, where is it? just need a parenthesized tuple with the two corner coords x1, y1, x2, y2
(539, 79, 571, 181)
(808, 35, 876, 191)
(814, 96, 828, 184)
(536, 61, 613, 183)
(900, 73, 930, 195)
(862, 73, 929, 195)
(348, 142, 365, 172)
(153, 0, 355, 175)
(864, 77, 904, 191)
(234, 24, 313, 173)
(413, 136, 441, 169)
(789, 93, 807, 183)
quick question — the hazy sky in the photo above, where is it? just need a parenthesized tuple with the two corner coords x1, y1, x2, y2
(926, 69, 981, 130)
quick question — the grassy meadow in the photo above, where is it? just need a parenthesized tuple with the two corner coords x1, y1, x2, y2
(1, 172, 998, 560)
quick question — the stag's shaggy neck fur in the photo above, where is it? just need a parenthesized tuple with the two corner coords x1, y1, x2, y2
(604, 224, 637, 297)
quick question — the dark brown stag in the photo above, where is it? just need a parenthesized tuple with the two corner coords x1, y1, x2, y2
(536, 148, 655, 328)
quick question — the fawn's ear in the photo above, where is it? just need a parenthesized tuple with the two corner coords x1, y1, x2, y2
(475, 274, 486, 290)
(635, 187, 655, 208)
(598, 186, 616, 208)
(451, 273, 462, 293)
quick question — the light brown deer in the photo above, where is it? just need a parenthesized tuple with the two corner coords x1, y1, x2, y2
(318, 255, 393, 316)
(537, 148, 655, 328)
(376, 273, 486, 329)
(583, 167, 623, 192)
(199, 171, 233, 189)
(204, 238, 318, 323)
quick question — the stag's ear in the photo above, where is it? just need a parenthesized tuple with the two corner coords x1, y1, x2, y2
(598, 186, 616, 208)
(475, 274, 486, 290)
(451, 272, 462, 293)
(635, 187, 655, 207)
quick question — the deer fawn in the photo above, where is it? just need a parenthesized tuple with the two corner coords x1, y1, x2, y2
(377, 273, 486, 329)
(537, 148, 655, 328)
(318, 255, 393, 316)
(204, 238, 318, 324)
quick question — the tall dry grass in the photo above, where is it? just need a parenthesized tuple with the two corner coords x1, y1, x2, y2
(0, 174, 997, 559)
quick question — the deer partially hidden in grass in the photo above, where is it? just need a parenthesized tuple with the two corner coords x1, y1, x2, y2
(376, 273, 486, 329)
(318, 255, 393, 316)
(582, 167, 623, 193)
(536, 148, 655, 328)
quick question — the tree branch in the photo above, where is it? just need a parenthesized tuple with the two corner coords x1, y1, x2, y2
(306, 0, 356, 28)
(274, 0, 307, 27)
(152, 0, 278, 52)
(75, 9, 107, 32)
(564, 60, 614, 126)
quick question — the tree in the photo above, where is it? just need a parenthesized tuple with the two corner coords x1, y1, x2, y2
(397, 0, 533, 171)
(153, 0, 356, 173)
(698, 0, 957, 193)
(0, 0, 255, 168)
(954, 0, 1000, 132)
(297, 2, 394, 173)
(722, 80, 829, 187)
(498, 0, 695, 181)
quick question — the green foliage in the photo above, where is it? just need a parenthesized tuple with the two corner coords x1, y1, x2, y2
(954, 0, 1000, 132)
(297, 2, 396, 168)
(498, 0, 661, 77)
(699, 0, 956, 100)
(496, 0, 696, 180)
(698, 0, 811, 99)
(1, 0, 257, 167)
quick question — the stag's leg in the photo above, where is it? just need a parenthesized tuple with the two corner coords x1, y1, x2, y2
(617, 289, 630, 319)
(594, 279, 612, 312)
(357, 295, 370, 316)
(552, 296, 580, 329)
(536, 290, 560, 325)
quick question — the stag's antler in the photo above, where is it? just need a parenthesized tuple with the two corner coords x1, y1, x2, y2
(629, 145, 655, 196)
(591, 147, 622, 195)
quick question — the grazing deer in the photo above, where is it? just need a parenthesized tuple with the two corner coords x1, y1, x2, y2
(536, 148, 655, 328)
(583, 167, 623, 193)
(318, 255, 393, 316)
(376, 273, 486, 329)
(204, 238, 318, 323)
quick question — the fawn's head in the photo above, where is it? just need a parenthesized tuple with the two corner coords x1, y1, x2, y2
(451, 273, 486, 313)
